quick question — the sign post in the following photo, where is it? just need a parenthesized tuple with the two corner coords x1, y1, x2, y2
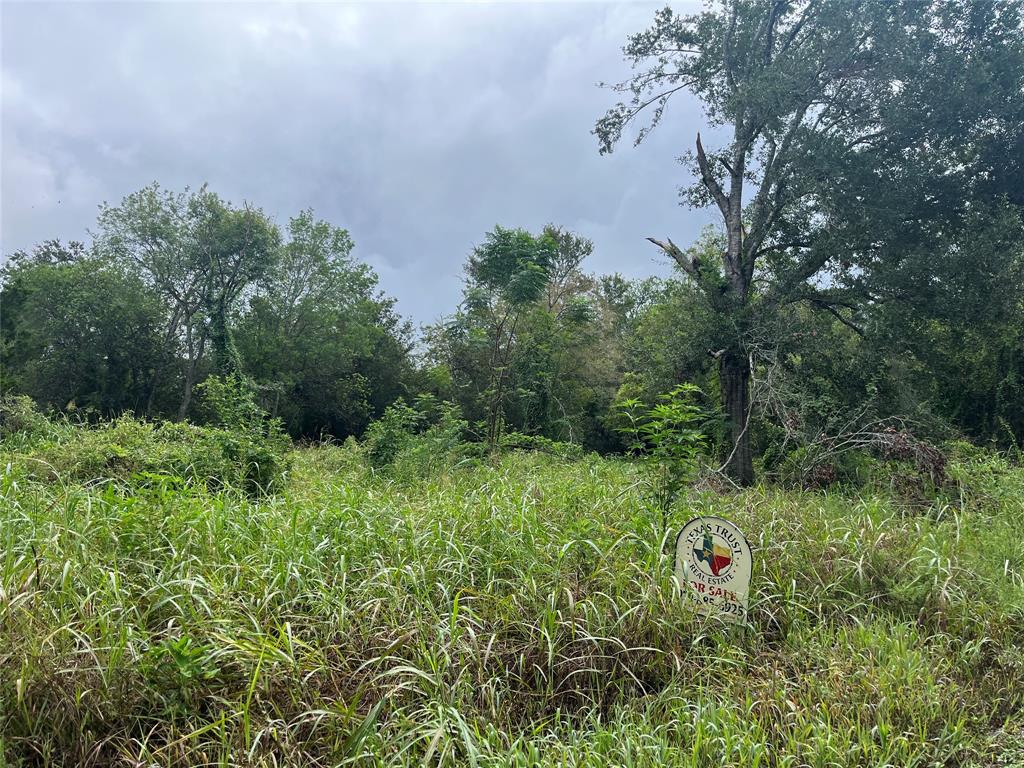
(674, 516, 752, 624)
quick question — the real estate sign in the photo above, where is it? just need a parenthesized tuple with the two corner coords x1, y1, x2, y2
(674, 516, 751, 624)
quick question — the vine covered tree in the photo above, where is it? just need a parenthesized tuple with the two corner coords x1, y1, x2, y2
(95, 184, 279, 417)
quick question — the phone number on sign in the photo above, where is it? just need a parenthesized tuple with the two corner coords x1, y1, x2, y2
(689, 589, 746, 616)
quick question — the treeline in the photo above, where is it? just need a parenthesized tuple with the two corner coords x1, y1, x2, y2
(3, 0, 1024, 485)
(3, 186, 1021, 463)
(1, 186, 410, 439)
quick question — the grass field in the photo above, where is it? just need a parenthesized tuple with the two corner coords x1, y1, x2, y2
(2, 436, 1023, 766)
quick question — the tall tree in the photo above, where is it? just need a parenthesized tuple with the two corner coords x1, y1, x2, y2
(235, 210, 411, 438)
(426, 226, 632, 450)
(596, 0, 1024, 483)
(95, 184, 279, 418)
(191, 192, 280, 378)
(465, 226, 555, 447)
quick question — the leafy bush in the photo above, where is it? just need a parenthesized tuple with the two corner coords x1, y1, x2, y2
(398, 397, 477, 470)
(195, 375, 292, 493)
(614, 383, 708, 524)
(0, 394, 52, 442)
(3, 379, 292, 495)
(196, 375, 270, 432)
(362, 399, 421, 469)
(16, 416, 287, 495)
(362, 395, 477, 476)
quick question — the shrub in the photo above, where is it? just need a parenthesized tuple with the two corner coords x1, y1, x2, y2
(613, 383, 708, 525)
(362, 399, 421, 469)
(16, 416, 287, 495)
(767, 421, 956, 510)
(0, 394, 52, 441)
(195, 375, 292, 494)
(195, 374, 271, 433)
(6, 377, 293, 496)
(362, 395, 478, 476)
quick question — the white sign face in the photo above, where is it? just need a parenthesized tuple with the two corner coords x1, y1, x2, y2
(674, 516, 752, 624)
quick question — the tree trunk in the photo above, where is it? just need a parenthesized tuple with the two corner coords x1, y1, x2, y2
(178, 356, 198, 421)
(145, 305, 183, 418)
(177, 322, 206, 421)
(486, 311, 520, 450)
(720, 349, 754, 486)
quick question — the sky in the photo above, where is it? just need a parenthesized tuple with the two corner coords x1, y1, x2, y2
(1, 0, 717, 326)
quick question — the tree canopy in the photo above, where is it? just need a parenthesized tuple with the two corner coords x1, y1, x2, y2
(595, 0, 1024, 483)
(2, 3, 1022, 480)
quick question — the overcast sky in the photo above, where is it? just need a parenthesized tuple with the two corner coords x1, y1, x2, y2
(2, 1, 716, 325)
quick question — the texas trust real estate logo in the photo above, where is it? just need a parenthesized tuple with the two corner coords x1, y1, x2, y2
(674, 515, 752, 624)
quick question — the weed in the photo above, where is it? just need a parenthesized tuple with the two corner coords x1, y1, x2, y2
(0, 441, 1020, 766)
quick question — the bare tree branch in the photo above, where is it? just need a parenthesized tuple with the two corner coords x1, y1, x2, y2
(695, 132, 731, 220)
(809, 300, 865, 337)
(646, 236, 698, 279)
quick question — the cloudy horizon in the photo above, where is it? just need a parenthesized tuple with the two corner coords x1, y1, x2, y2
(2, 1, 717, 326)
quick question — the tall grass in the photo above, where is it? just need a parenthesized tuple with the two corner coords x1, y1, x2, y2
(1, 436, 1022, 766)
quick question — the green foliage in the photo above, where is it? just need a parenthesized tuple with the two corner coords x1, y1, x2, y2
(596, 0, 1024, 483)
(467, 226, 555, 306)
(0, 248, 169, 416)
(614, 383, 707, 521)
(195, 374, 292, 494)
(235, 210, 410, 439)
(771, 444, 877, 491)
(497, 431, 585, 459)
(95, 183, 281, 416)
(362, 398, 421, 469)
(156, 635, 220, 686)
(1, 190, 412, 440)
(427, 225, 628, 452)
(392, 397, 478, 478)
(460, 225, 559, 447)
(5, 396, 290, 496)
(1, 441, 1022, 765)
(0, 394, 52, 442)
(618, 261, 723, 402)
(195, 374, 260, 429)
(362, 395, 475, 475)
(861, 205, 1024, 447)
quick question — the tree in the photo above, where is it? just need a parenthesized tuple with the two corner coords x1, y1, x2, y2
(426, 226, 635, 451)
(234, 210, 411, 438)
(0, 243, 167, 415)
(515, 226, 607, 444)
(857, 205, 1024, 445)
(596, 0, 1024, 484)
(95, 184, 279, 418)
(191, 192, 280, 378)
(465, 226, 556, 447)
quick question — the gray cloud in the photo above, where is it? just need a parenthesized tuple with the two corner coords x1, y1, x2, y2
(2, 1, 716, 325)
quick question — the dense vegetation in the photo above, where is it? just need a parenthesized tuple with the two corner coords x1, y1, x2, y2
(2, 0, 1023, 763)
(1, 408, 1022, 765)
(3, 1, 1023, 485)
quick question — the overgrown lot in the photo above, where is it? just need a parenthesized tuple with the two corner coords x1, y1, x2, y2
(1, 428, 1023, 766)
